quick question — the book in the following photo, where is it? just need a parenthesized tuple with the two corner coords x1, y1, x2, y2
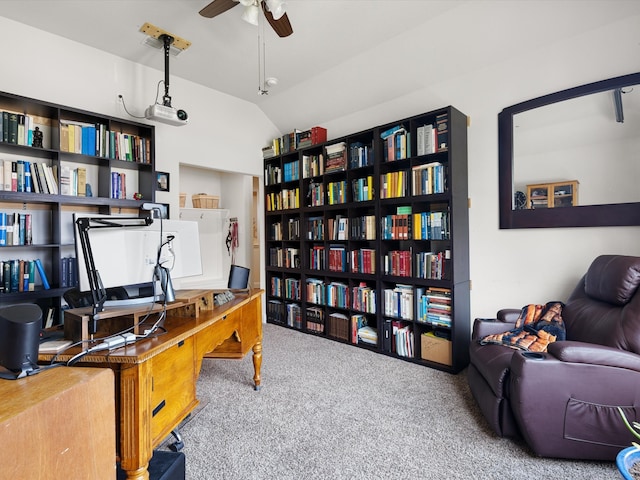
(44, 307, 55, 329)
(59, 164, 71, 195)
(0, 212, 5, 246)
(34, 258, 50, 289)
(24, 161, 32, 192)
(7, 112, 18, 144)
(3, 160, 11, 191)
(76, 167, 87, 196)
(28, 260, 35, 291)
(16, 160, 24, 192)
(39, 339, 72, 354)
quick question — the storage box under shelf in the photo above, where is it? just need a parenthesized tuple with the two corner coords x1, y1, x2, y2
(420, 332, 452, 365)
(192, 194, 219, 209)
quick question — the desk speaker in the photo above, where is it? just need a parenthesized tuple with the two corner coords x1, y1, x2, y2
(0, 304, 43, 379)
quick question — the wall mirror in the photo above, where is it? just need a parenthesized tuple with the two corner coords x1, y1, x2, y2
(499, 72, 640, 228)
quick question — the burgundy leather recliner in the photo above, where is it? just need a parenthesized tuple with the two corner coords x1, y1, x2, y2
(468, 255, 640, 460)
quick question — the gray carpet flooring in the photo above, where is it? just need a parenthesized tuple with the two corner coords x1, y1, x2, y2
(168, 323, 618, 479)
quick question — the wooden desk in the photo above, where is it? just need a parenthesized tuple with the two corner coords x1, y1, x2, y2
(41, 288, 264, 480)
(0, 367, 115, 480)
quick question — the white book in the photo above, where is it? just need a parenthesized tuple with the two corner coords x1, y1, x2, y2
(3, 160, 11, 191)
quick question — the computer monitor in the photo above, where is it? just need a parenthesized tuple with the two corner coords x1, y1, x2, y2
(73, 213, 203, 309)
(228, 265, 250, 290)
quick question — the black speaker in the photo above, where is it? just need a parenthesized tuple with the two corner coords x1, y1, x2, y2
(0, 304, 43, 380)
(227, 264, 250, 290)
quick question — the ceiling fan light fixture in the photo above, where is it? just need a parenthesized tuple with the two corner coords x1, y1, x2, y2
(238, 0, 255, 6)
(265, 0, 286, 20)
(241, 4, 260, 26)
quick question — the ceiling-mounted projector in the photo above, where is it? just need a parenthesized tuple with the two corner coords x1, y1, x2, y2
(145, 104, 188, 126)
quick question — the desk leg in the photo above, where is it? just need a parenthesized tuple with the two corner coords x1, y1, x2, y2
(123, 465, 150, 480)
(252, 341, 262, 391)
(119, 364, 152, 480)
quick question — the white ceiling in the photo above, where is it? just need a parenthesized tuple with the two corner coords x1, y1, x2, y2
(2, 1, 639, 133)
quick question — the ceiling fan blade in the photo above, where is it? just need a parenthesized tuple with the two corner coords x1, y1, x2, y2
(199, 0, 239, 19)
(261, 1, 293, 38)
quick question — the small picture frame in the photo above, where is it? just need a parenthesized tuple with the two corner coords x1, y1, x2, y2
(156, 171, 170, 192)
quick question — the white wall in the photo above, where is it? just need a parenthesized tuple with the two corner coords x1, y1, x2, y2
(3, 6, 640, 324)
(0, 15, 276, 294)
(0, 16, 278, 205)
(314, 7, 640, 317)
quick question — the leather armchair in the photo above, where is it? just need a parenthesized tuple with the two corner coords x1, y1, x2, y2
(468, 255, 640, 460)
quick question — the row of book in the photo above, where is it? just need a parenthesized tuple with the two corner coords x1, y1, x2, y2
(380, 207, 450, 241)
(324, 142, 347, 173)
(307, 217, 324, 241)
(264, 164, 281, 186)
(0, 159, 59, 194)
(283, 160, 300, 182)
(265, 188, 300, 211)
(383, 284, 414, 320)
(268, 215, 375, 242)
(262, 126, 327, 158)
(268, 247, 300, 269)
(60, 121, 151, 163)
(415, 250, 450, 280)
(302, 153, 324, 178)
(0, 111, 51, 148)
(271, 162, 447, 201)
(327, 180, 347, 205)
(351, 314, 377, 345)
(269, 276, 301, 301)
(349, 142, 374, 169)
(110, 171, 127, 199)
(351, 283, 376, 313)
(382, 250, 413, 277)
(411, 161, 446, 196)
(416, 287, 452, 327)
(269, 244, 448, 279)
(269, 218, 300, 241)
(0, 258, 49, 293)
(381, 125, 411, 162)
(416, 113, 449, 156)
(306, 306, 325, 333)
(327, 312, 349, 341)
(0, 212, 33, 246)
(381, 285, 453, 328)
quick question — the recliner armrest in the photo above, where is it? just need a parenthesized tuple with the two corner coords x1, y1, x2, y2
(472, 317, 517, 340)
(547, 341, 640, 373)
(497, 308, 521, 323)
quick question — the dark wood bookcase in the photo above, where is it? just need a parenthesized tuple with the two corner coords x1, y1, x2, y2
(0, 91, 155, 325)
(264, 106, 470, 373)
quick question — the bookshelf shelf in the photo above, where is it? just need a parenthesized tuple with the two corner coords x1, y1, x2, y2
(264, 106, 470, 373)
(0, 90, 155, 324)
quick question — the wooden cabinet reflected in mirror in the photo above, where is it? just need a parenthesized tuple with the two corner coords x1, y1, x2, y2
(499, 72, 640, 228)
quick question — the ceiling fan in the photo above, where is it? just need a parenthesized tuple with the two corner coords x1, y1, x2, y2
(199, 0, 293, 38)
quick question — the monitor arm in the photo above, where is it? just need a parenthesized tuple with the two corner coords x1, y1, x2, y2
(75, 216, 154, 335)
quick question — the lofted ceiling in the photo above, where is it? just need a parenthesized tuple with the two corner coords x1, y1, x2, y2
(1, 1, 639, 133)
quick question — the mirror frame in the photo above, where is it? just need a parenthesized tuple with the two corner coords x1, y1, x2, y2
(498, 71, 640, 229)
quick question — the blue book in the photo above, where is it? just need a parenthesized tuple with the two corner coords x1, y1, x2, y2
(24, 161, 31, 192)
(34, 258, 50, 289)
(0, 212, 5, 246)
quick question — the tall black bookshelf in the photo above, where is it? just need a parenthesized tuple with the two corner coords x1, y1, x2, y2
(264, 107, 469, 373)
(0, 90, 155, 325)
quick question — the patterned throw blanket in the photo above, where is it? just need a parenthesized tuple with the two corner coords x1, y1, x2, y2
(480, 302, 565, 352)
